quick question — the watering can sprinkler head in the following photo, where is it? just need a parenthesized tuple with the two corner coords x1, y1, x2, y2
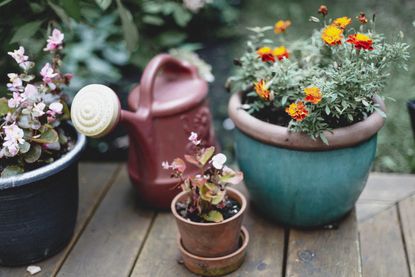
(71, 84, 121, 138)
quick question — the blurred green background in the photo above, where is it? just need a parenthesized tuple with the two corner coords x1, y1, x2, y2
(0, 0, 414, 172)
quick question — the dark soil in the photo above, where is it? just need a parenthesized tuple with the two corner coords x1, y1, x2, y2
(176, 198, 241, 223)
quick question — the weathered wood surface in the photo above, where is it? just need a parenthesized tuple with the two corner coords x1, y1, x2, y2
(359, 206, 410, 277)
(130, 205, 285, 277)
(356, 201, 390, 222)
(228, 206, 285, 277)
(1, 163, 414, 277)
(57, 167, 155, 277)
(285, 210, 361, 277)
(0, 163, 121, 277)
(130, 212, 189, 277)
(399, 194, 415, 276)
(356, 172, 415, 222)
(359, 173, 415, 203)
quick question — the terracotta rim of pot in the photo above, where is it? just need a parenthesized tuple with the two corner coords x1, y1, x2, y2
(228, 92, 386, 151)
(0, 127, 86, 190)
(178, 225, 249, 260)
(171, 187, 247, 226)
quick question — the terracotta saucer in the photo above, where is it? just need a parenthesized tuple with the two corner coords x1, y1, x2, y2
(178, 226, 249, 276)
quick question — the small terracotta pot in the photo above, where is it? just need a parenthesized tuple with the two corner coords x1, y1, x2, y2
(178, 226, 249, 276)
(171, 187, 246, 257)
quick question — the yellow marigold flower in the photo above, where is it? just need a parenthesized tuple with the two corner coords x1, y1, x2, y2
(272, 46, 289, 60)
(346, 33, 374, 50)
(256, 47, 275, 63)
(254, 80, 270, 101)
(321, 25, 343, 46)
(274, 20, 291, 34)
(333, 16, 352, 29)
(285, 101, 308, 122)
(304, 87, 322, 104)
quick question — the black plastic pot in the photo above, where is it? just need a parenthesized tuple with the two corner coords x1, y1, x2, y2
(0, 128, 86, 266)
(408, 100, 415, 139)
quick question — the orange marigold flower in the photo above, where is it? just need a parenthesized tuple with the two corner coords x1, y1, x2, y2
(272, 46, 289, 61)
(321, 25, 343, 46)
(318, 5, 328, 16)
(357, 12, 368, 24)
(254, 80, 270, 101)
(274, 20, 291, 34)
(304, 87, 322, 104)
(333, 16, 352, 29)
(257, 47, 275, 63)
(346, 33, 374, 50)
(285, 101, 308, 122)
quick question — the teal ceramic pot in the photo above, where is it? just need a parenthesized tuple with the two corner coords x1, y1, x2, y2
(228, 93, 385, 228)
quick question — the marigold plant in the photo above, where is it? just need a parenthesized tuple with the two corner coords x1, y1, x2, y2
(0, 29, 74, 177)
(228, 5, 409, 143)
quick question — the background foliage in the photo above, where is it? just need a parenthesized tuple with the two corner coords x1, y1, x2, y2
(0, 0, 414, 173)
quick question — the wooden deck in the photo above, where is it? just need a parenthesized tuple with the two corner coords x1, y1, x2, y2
(1, 163, 415, 277)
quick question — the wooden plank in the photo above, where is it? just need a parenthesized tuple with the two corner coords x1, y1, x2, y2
(57, 166, 155, 277)
(356, 201, 390, 222)
(359, 206, 410, 277)
(359, 173, 415, 203)
(399, 194, 415, 276)
(230, 183, 285, 276)
(131, 192, 285, 276)
(130, 212, 192, 277)
(0, 162, 121, 277)
(286, 210, 361, 277)
(228, 206, 285, 276)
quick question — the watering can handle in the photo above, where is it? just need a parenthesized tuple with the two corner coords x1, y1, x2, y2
(137, 54, 199, 118)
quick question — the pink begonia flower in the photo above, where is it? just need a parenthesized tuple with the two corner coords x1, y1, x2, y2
(3, 123, 25, 157)
(188, 131, 201, 145)
(40, 63, 58, 83)
(23, 84, 40, 102)
(5, 112, 15, 123)
(161, 161, 170, 169)
(8, 46, 28, 64)
(40, 63, 58, 90)
(8, 92, 24, 108)
(49, 102, 63, 114)
(212, 153, 227, 169)
(32, 102, 46, 117)
(6, 73, 23, 92)
(7, 46, 33, 70)
(43, 29, 64, 51)
(47, 102, 63, 120)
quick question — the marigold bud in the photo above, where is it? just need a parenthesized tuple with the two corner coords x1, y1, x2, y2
(318, 5, 328, 16)
(357, 12, 368, 24)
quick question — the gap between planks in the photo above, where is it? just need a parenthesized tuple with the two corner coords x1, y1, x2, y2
(127, 212, 159, 277)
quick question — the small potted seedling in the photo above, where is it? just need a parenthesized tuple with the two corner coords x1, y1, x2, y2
(164, 132, 248, 276)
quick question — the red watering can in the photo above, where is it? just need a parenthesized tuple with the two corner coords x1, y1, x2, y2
(71, 54, 217, 208)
